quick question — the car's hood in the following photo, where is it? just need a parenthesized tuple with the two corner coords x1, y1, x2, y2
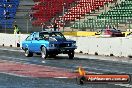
(49, 36, 75, 43)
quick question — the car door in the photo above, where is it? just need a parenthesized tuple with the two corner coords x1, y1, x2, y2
(31, 32, 41, 53)
(23, 35, 32, 51)
(28, 33, 35, 52)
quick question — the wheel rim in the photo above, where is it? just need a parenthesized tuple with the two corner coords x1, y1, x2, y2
(25, 49, 29, 56)
(41, 47, 46, 58)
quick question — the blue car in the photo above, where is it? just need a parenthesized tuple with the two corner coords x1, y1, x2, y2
(22, 31, 77, 59)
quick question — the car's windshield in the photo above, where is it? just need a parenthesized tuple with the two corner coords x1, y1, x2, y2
(101, 29, 121, 34)
(39, 32, 66, 39)
(111, 30, 121, 33)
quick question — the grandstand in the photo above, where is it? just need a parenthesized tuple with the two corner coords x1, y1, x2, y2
(0, 0, 19, 33)
(15, 0, 34, 33)
(0, 0, 132, 33)
(71, 0, 132, 31)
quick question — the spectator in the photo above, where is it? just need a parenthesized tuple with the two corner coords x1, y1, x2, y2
(113, 25, 116, 30)
(53, 23, 58, 31)
(14, 25, 20, 34)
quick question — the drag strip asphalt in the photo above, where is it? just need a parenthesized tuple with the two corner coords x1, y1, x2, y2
(0, 47, 132, 88)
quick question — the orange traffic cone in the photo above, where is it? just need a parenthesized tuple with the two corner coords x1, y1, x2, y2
(78, 66, 86, 76)
(77, 66, 86, 85)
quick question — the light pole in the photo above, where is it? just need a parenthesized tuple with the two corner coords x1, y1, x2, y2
(41, 23, 45, 31)
(4, 10, 6, 33)
(104, 2, 107, 28)
(5, 18, 6, 33)
(27, 19, 29, 33)
(27, 11, 32, 33)
(62, 2, 66, 32)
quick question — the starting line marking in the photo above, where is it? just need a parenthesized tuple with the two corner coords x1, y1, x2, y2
(0, 72, 30, 78)
(0, 48, 132, 87)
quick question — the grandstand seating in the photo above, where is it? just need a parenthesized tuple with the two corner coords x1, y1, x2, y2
(30, 0, 132, 31)
(32, 0, 76, 26)
(71, 0, 132, 30)
(55, 0, 113, 26)
(0, 0, 19, 29)
(32, 0, 114, 28)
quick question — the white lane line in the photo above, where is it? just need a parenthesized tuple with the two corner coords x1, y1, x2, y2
(53, 77, 69, 79)
(0, 48, 24, 52)
(114, 84, 132, 88)
(0, 72, 30, 78)
(42, 60, 46, 63)
(0, 56, 29, 62)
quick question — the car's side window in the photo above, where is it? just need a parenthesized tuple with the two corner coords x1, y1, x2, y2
(39, 33, 49, 40)
(34, 32, 39, 38)
(33, 32, 40, 40)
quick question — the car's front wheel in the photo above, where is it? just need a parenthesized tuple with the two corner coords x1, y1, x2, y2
(25, 48, 33, 57)
(41, 46, 48, 59)
(68, 50, 74, 59)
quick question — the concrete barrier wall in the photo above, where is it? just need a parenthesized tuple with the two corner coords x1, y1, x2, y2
(0, 34, 132, 57)
(121, 38, 132, 57)
(0, 34, 29, 47)
(66, 36, 132, 57)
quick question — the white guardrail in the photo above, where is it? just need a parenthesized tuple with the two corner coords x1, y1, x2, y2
(0, 33, 132, 57)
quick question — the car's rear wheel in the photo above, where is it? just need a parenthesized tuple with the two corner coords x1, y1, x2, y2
(41, 46, 48, 59)
(25, 49, 33, 57)
(68, 50, 74, 59)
